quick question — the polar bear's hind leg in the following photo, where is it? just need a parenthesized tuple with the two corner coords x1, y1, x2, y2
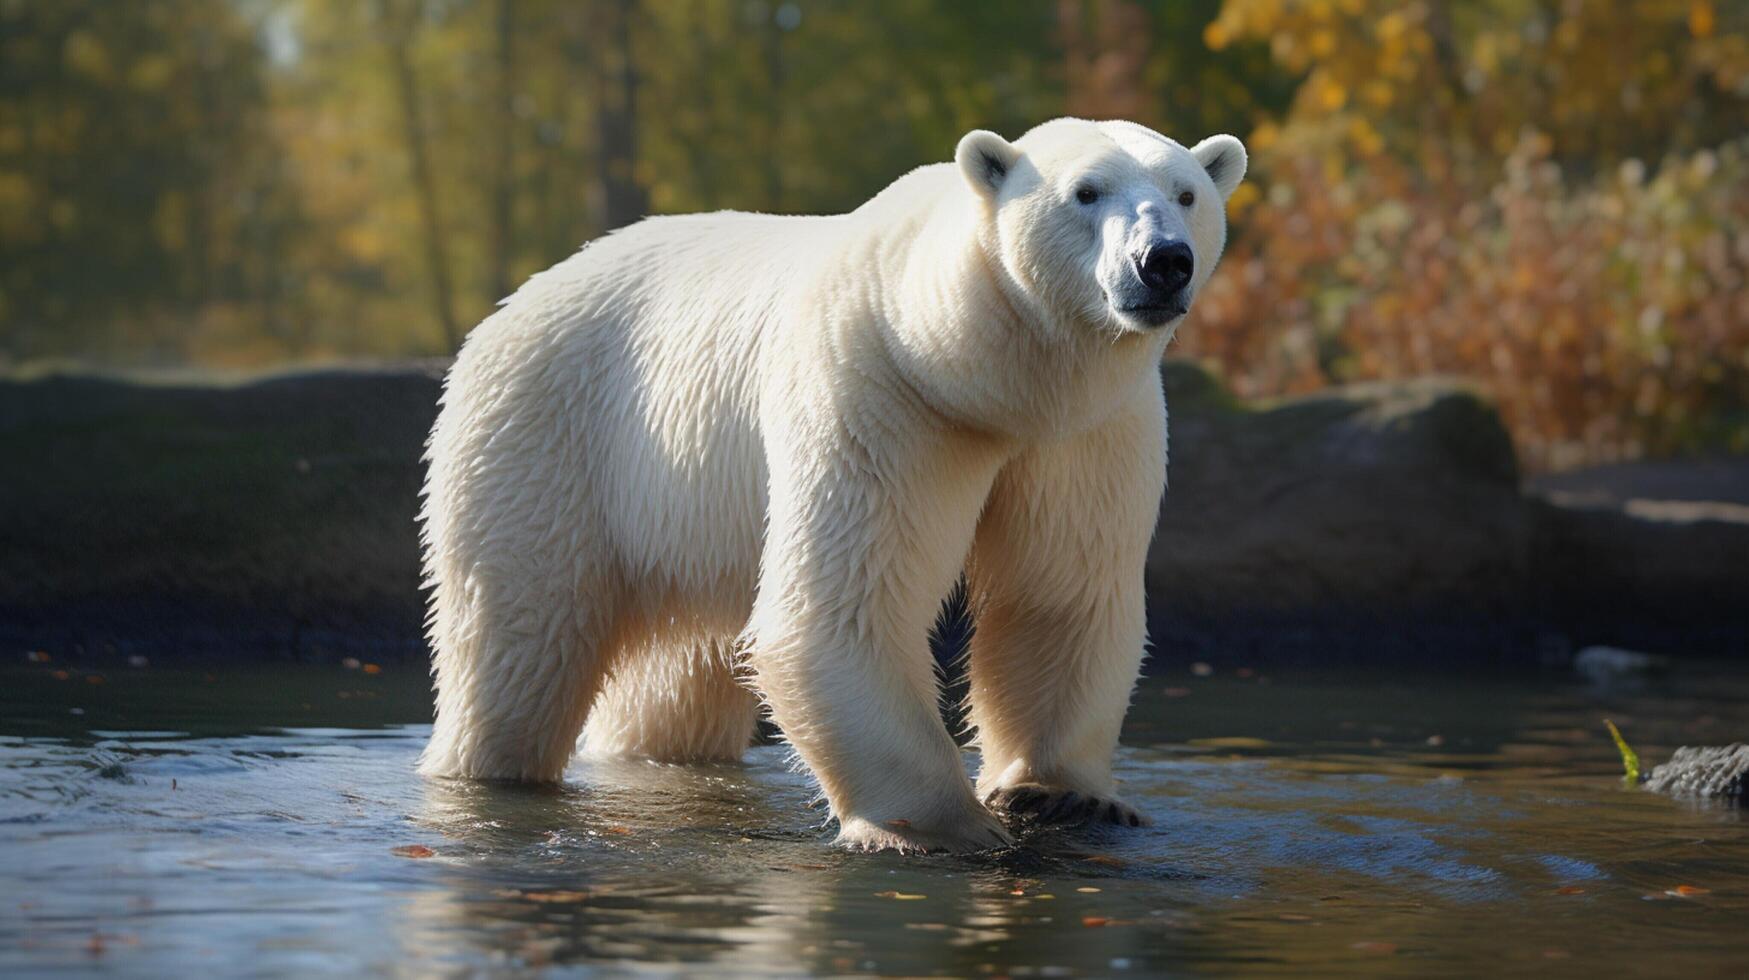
(419, 576, 619, 783)
(580, 637, 760, 764)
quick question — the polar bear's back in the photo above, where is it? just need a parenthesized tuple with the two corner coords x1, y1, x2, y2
(430, 209, 850, 618)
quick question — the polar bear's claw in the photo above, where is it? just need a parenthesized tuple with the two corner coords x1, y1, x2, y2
(835, 811, 1015, 855)
(986, 784, 1150, 828)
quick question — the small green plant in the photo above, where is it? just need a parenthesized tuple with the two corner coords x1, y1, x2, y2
(1604, 719, 1641, 785)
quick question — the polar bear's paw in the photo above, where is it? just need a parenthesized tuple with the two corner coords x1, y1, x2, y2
(985, 783, 1150, 828)
(835, 809, 1014, 855)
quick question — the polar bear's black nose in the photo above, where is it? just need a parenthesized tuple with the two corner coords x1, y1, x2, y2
(1137, 240, 1194, 295)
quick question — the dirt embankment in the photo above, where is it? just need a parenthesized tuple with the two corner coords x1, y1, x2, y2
(3, 362, 1743, 665)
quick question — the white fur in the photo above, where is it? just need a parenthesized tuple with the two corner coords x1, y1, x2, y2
(419, 118, 1245, 852)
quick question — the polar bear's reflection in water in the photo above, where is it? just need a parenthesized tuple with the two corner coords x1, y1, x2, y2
(402, 759, 1164, 974)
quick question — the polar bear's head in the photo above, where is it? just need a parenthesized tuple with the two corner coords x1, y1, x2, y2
(955, 118, 1246, 336)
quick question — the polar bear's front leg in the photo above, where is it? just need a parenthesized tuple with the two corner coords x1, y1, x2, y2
(746, 424, 1013, 854)
(966, 388, 1166, 828)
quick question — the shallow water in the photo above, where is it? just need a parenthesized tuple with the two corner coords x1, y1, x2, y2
(2, 660, 1745, 977)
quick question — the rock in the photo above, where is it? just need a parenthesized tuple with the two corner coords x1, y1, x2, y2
(0, 363, 445, 662)
(1528, 481, 1749, 660)
(1643, 744, 1749, 799)
(1149, 364, 1533, 662)
(2, 361, 1743, 664)
(1573, 645, 1669, 681)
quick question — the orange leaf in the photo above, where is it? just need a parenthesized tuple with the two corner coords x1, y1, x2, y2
(391, 844, 435, 858)
(521, 890, 590, 903)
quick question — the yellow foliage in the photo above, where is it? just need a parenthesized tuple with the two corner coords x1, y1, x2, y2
(1315, 76, 1346, 111)
(1226, 181, 1261, 214)
(1689, 1, 1715, 39)
(1249, 120, 1281, 152)
(62, 30, 111, 81)
(1189, 0, 1749, 467)
(338, 224, 389, 264)
(128, 54, 175, 91)
(0, 172, 35, 240)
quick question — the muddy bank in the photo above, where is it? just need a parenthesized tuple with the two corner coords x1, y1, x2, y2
(2, 362, 1742, 665)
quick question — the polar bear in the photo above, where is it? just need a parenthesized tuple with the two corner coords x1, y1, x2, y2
(419, 118, 1246, 853)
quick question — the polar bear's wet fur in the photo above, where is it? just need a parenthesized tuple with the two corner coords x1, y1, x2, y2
(419, 118, 1246, 853)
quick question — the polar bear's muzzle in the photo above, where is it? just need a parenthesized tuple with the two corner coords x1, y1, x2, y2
(1114, 238, 1193, 326)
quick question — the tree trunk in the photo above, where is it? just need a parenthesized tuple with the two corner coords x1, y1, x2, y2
(380, 0, 462, 353)
(487, 0, 516, 303)
(592, 0, 646, 232)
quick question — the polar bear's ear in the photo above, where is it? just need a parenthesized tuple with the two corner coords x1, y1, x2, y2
(1192, 134, 1248, 201)
(955, 129, 1021, 199)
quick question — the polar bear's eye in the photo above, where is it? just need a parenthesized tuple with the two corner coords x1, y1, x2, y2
(1177, 190, 1196, 207)
(1075, 185, 1100, 205)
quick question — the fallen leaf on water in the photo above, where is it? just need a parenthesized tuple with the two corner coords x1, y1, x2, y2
(1188, 737, 1271, 750)
(1555, 886, 1586, 895)
(603, 825, 633, 836)
(521, 890, 591, 903)
(51, 670, 69, 681)
(1076, 887, 1101, 893)
(1669, 885, 1710, 897)
(875, 891, 926, 900)
(1081, 916, 1110, 928)
(1082, 854, 1126, 867)
(85, 675, 104, 685)
(25, 651, 50, 663)
(391, 845, 436, 858)
(1351, 941, 1398, 955)
(82, 932, 135, 956)
(362, 664, 383, 675)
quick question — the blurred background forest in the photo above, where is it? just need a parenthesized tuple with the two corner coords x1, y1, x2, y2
(1, 0, 1746, 470)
